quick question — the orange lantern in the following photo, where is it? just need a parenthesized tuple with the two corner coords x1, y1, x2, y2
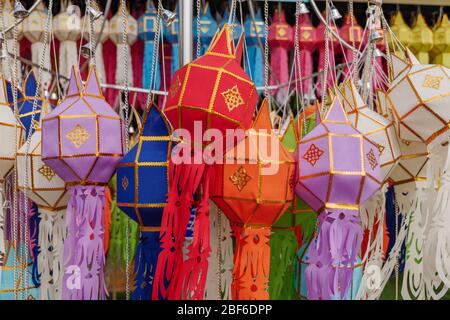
(211, 100, 295, 300)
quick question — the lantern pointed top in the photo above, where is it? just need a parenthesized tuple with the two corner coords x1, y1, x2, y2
(392, 11, 408, 26)
(405, 48, 421, 65)
(344, 80, 366, 109)
(146, 0, 156, 12)
(273, 8, 286, 23)
(314, 101, 322, 126)
(23, 70, 38, 98)
(67, 66, 83, 96)
(391, 53, 411, 80)
(253, 99, 273, 131)
(324, 97, 348, 123)
(208, 24, 234, 56)
(84, 66, 103, 97)
(142, 104, 171, 137)
(235, 33, 245, 64)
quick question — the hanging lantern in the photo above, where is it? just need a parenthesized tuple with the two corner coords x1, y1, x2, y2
(164, 3, 180, 78)
(109, 2, 138, 88)
(22, 0, 52, 92)
(81, 4, 109, 84)
(340, 12, 363, 76)
(41, 67, 124, 300)
(296, 97, 382, 299)
(116, 104, 171, 300)
(295, 13, 317, 98)
(220, 4, 243, 42)
(410, 13, 434, 65)
(433, 14, 450, 68)
(390, 11, 412, 48)
(53, 1, 81, 91)
(268, 8, 294, 104)
(244, 8, 265, 89)
(16, 80, 68, 300)
(138, 0, 161, 92)
(211, 100, 295, 300)
(1, 0, 23, 81)
(154, 25, 258, 300)
(193, 2, 217, 56)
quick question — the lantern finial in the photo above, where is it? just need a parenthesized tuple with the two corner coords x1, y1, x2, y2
(208, 24, 233, 56)
(253, 99, 273, 131)
(142, 104, 171, 137)
(324, 97, 349, 123)
(405, 48, 421, 65)
(84, 66, 103, 97)
(66, 66, 83, 96)
(234, 33, 245, 64)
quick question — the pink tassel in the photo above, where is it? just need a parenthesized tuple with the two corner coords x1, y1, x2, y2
(270, 46, 290, 103)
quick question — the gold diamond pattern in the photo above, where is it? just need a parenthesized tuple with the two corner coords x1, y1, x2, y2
(66, 124, 91, 149)
(121, 176, 129, 190)
(422, 74, 443, 90)
(303, 143, 324, 166)
(366, 148, 378, 170)
(38, 165, 56, 182)
(229, 166, 251, 192)
(221, 85, 244, 112)
(276, 25, 287, 37)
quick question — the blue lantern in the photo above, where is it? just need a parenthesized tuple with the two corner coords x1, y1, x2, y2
(219, 8, 243, 42)
(138, 0, 161, 91)
(164, 3, 180, 76)
(116, 104, 172, 300)
(193, 2, 217, 56)
(244, 9, 265, 88)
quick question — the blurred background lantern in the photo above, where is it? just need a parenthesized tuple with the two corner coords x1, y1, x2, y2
(296, 97, 382, 299)
(244, 8, 264, 90)
(410, 12, 434, 65)
(269, 7, 293, 104)
(116, 104, 172, 300)
(433, 14, 450, 68)
(41, 67, 124, 300)
(16, 84, 68, 300)
(340, 12, 363, 76)
(164, 3, 179, 79)
(138, 0, 161, 93)
(219, 1, 242, 43)
(390, 11, 412, 49)
(193, 2, 217, 56)
(211, 100, 295, 300)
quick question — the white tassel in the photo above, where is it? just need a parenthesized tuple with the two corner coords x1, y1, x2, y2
(31, 42, 52, 92)
(38, 208, 66, 300)
(115, 44, 133, 87)
(58, 40, 78, 92)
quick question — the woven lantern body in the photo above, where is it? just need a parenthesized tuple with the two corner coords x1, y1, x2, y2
(116, 104, 171, 300)
(410, 13, 434, 65)
(211, 100, 295, 299)
(41, 67, 124, 185)
(433, 14, 450, 68)
(109, 4, 137, 45)
(53, 1, 81, 42)
(165, 24, 258, 147)
(338, 81, 401, 184)
(390, 11, 411, 48)
(0, 75, 24, 180)
(23, 1, 47, 43)
(387, 50, 450, 147)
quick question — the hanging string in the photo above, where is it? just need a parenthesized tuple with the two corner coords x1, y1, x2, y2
(321, 1, 330, 114)
(263, 0, 270, 105)
(196, 0, 201, 59)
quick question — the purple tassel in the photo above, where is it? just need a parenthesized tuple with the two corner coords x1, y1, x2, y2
(61, 186, 107, 300)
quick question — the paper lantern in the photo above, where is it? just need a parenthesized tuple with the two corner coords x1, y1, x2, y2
(269, 8, 293, 103)
(138, 0, 161, 91)
(244, 8, 264, 89)
(155, 24, 258, 300)
(41, 66, 124, 300)
(53, 1, 81, 88)
(116, 104, 172, 300)
(23, 1, 52, 91)
(390, 11, 411, 48)
(16, 89, 68, 300)
(410, 13, 434, 65)
(340, 13, 363, 75)
(211, 100, 295, 300)
(338, 81, 401, 184)
(433, 14, 450, 68)
(1, 0, 23, 81)
(193, 2, 217, 56)
(296, 97, 382, 299)
(109, 2, 138, 87)
(295, 14, 317, 97)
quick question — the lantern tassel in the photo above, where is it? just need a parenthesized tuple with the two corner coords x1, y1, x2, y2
(171, 43, 180, 82)
(58, 40, 79, 91)
(61, 186, 107, 300)
(131, 231, 161, 300)
(248, 45, 263, 89)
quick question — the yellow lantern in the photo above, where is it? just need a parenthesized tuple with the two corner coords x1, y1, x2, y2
(409, 13, 434, 65)
(433, 14, 450, 68)
(390, 11, 412, 48)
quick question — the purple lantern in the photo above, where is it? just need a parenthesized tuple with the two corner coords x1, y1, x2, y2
(295, 97, 381, 300)
(41, 66, 124, 300)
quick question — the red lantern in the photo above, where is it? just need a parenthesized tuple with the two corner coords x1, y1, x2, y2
(154, 25, 258, 300)
(340, 13, 363, 75)
(295, 14, 317, 96)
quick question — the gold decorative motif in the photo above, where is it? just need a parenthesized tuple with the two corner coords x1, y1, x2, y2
(170, 76, 181, 97)
(66, 124, 91, 148)
(276, 25, 287, 37)
(121, 176, 129, 190)
(377, 144, 385, 155)
(301, 31, 311, 40)
(422, 74, 443, 90)
(221, 85, 244, 112)
(38, 165, 56, 182)
(366, 149, 378, 170)
(229, 166, 251, 192)
(303, 143, 324, 166)
(401, 139, 411, 146)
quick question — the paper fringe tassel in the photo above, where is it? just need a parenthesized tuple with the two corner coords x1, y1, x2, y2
(115, 44, 134, 88)
(61, 186, 107, 300)
(38, 208, 66, 300)
(58, 40, 78, 91)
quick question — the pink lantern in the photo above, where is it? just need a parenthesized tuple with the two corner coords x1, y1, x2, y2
(295, 97, 382, 299)
(41, 66, 124, 299)
(295, 14, 317, 96)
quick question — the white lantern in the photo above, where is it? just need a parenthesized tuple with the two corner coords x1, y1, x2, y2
(53, 1, 81, 90)
(338, 81, 401, 184)
(23, 1, 52, 91)
(1, 0, 23, 81)
(16, 96, 68, 300)
(109, 2, 137, 87)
